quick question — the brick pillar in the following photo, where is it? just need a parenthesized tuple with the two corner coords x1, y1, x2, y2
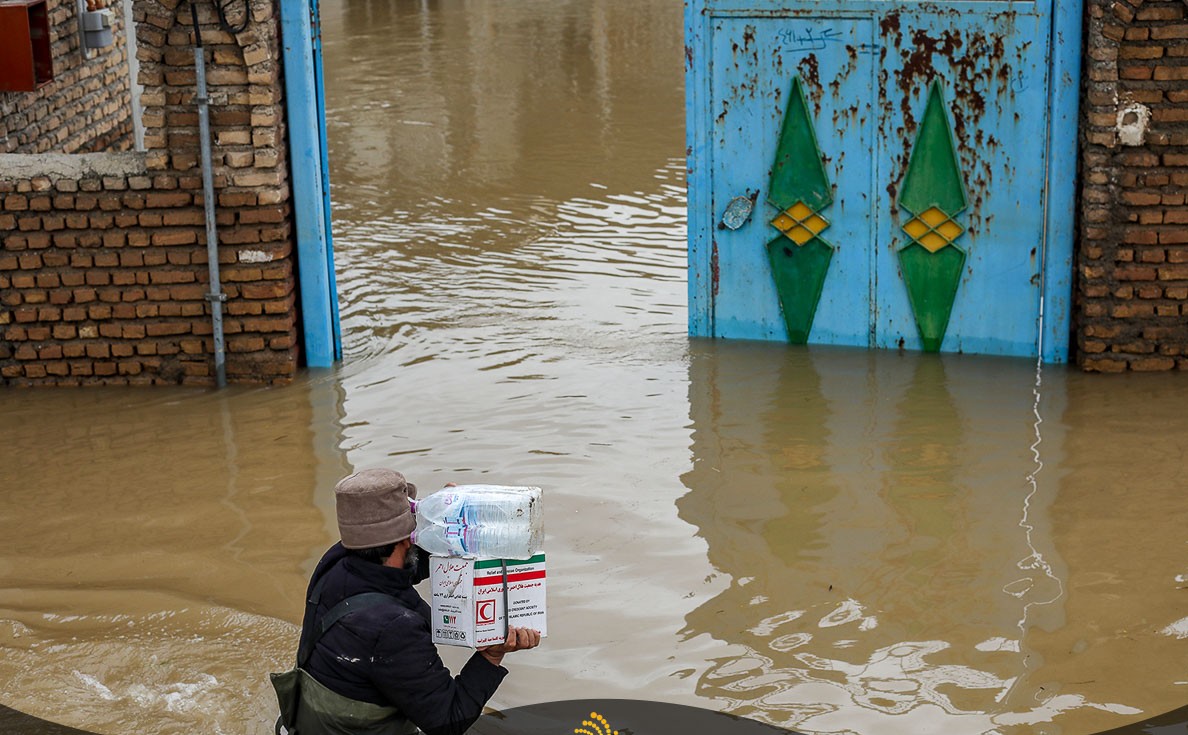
(1079, 0, 1188, 371)
(0, 0, 302, 386)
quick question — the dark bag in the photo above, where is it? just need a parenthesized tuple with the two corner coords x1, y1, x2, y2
(270, 668, 302, 735)
(271, 667, 408, 735)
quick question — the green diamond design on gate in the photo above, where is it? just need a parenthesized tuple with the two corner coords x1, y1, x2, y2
(766, 76, 834, 344)
(897, 81, 969, 353)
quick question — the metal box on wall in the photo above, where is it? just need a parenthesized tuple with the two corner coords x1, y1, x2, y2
(81, 9, 115, 50)
(0, 0, 54, 92)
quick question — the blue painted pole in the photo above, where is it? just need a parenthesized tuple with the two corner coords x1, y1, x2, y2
(310, 0, 342, 361)
(685, 0, 713, 338)
(1041, 0, 1084, 364)
(279, 0, 338, 367)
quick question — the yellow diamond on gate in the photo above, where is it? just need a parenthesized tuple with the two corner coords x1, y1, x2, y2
(920, 207, 950, 227)
(903, 217, 930, 240)
(788, 201, 815, 220)
(787, 225, 815, 245)
(902, 206, 964, 253)
(771, 212, 797, 232)
(937, 220, 963, 240)
(803, 213, 828, 236)
(919, 232, 949, 252)
(771, 200, 830, 246)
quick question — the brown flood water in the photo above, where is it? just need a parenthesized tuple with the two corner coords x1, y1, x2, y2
(2, 1, 1186, 733)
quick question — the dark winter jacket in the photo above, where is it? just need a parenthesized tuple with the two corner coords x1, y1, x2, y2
(299, 543, 507, 735)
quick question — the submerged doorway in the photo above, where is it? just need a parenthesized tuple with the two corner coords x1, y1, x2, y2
(686, 0, 1083, 362)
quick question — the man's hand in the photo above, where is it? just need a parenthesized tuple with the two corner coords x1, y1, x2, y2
(478, 626, 541, 667)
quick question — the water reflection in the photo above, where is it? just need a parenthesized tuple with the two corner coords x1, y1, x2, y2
(1020, 373, 1188, 735)
(677, 344, 1143, 733)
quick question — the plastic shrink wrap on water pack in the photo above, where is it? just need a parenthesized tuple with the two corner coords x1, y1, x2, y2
(411, 484, 543, 560)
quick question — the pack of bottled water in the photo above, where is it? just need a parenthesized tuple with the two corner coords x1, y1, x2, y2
(411, 484, 543, 560)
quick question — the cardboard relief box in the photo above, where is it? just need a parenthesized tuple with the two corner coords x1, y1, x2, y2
(429, 554, 547, 648)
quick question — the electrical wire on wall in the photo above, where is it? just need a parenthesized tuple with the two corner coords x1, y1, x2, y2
(213, 0, 248, 35)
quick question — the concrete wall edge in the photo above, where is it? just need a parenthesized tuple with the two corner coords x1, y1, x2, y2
(0, 152, 147, 181)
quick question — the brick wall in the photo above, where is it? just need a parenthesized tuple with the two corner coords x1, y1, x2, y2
(1079, 0, 1188, 371)
(0, 0, 135, 154)
(0, 0, 300, 386)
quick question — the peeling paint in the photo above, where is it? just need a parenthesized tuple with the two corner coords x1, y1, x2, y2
(238, 250, 274, 264)
(1116, 101, 1150, 147)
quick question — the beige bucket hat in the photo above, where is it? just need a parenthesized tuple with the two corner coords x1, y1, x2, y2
(334, 468, 418, 549)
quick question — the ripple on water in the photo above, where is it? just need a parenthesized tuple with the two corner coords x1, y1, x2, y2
(0, 606, 296, 735)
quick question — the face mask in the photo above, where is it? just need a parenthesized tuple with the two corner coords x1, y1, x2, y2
(405, 544, 430, 584)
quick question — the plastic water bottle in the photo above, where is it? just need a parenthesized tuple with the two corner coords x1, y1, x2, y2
(410, 485, 543, 560)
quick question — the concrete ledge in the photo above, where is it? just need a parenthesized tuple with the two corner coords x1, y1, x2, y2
(0, 152, 147, 181)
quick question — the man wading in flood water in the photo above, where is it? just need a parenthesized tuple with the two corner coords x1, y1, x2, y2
(271, 468, 541, 734)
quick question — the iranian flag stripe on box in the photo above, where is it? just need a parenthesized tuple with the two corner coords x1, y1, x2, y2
(474, 554, 546, 585)
(474, 554, 545, 568)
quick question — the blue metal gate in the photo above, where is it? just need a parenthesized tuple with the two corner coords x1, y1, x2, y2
(686, 0, 1082, 361)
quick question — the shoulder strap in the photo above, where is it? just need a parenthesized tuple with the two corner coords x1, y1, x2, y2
(317, 592, 398, 637)
(298, 574, 399, 668)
